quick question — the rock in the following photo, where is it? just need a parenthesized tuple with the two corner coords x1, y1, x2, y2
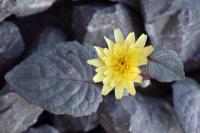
(13, 1, 71, 53)
(173, 78, 200, 133)
(24, 125, 59, 133)
(36, 27, 66, 47)
(0, 21, 24, 85)
(54, 114, 98, 132)
(0, 91, 43, 133)
(99, 95, 183, 133)
(0, 0, 57, 21)
(109, 0, 140, 11)
(27, 26, 66, 54)
(72, 3, 143, 47)
(141, 0, 200, 70)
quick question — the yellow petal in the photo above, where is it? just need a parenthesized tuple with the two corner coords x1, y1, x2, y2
(101, 85, 113, 95)
(93, 74, 105, 83)
(136, 34, 147, 47)
(104, 36, 114, 49)
(94, 46, 105, 58)
(110, 80, 116, 87)
(104, 69, 113, 75)
(103, 76, 113, 84)
(114, 28, 124, 44)
(87, 59, 104, 67)
(115, 87, 124, 99)
(134, 75, 143, 83)
(104, 48, 110, 56)
(128, 43, 136, 53)
(137, 57, 148, 66)
(126, 82, 136, 95)
(104, 58, 113, 66)
(125, 32, 135, 46)
(95, 67, 106, 73)
(132, 67, 141, 74)
(144, 45, 154, 56)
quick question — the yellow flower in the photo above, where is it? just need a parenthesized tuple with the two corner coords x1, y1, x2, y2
(87, 28, 154, 99)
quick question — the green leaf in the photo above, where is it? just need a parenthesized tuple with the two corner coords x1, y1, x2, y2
(142, 49, 185, 82)
(5, 41, 102, 116)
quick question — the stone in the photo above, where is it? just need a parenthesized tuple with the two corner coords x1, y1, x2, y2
(0, 0, 57, 21)
(72, 3, 143, 47)
(141, 0, 200, 70)
(35, 26, 66, 48)
(0, 21, 24, 85)
(54, 114, 98, 132)
(99, 95, 183, 133)
(28, 26, 66, 54)
(0, 91, 43, 133)
(109, 0, 140, 11)
(13, 1, 71, 52)
(173, 78, 200, 133)
(24, 125, 59, 133)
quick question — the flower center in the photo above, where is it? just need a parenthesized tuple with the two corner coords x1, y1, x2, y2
(119, 58, 126, 66)
(114, 56, 130, 74)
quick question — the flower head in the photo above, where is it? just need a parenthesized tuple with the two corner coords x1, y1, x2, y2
(87, 28, 154, 99)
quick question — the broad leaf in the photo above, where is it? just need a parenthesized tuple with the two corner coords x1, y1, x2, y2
(173, 78, 200, 133)
(5, 41, 102, 116)
(142, 49, 185, 82)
